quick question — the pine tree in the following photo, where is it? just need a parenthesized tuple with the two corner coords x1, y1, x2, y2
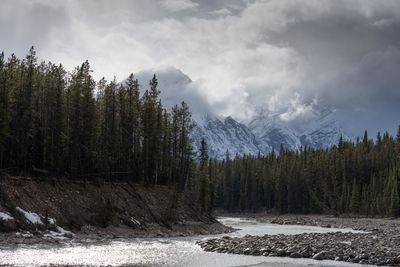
(0, 51, 9, 169)
(141, 75, 161, 185)
(124, 74, 141, 182)
(101, 79, 118, 178)
(389, 167, 399, 217)
(396, 126, 400, 161)
(276, 174, 288, 213)
(11, 47, 37, 172)
(223, 150, 233, 211)
(173, 101, 193, 190)
(43, 64, 66, 174)
(350, 179, 360, 213)
(67, 60, 96, 176)
(198, 138, 211, 213)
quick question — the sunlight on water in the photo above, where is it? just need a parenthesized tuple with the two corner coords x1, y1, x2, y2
(0, 217, 370, 267)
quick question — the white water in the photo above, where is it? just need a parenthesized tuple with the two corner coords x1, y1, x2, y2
(0, 217, 371, 267)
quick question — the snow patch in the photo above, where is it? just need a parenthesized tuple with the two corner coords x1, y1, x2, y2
(16, 207, 43, 225)
(15, 231, 33, 238)
(13, 208, 74, 239)
(43, 226, 74, 240)
(0, 211, 14, 221)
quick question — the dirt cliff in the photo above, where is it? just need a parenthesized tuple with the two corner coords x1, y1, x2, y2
(0, 177, 228, 240)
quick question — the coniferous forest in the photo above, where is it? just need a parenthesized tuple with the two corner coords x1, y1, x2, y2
(1, 48, 399, 217)
(0, 48, 193, 190)
(209, 131, 400, 216)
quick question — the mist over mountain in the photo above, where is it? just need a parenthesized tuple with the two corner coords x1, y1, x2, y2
(126, 66, 348, 159)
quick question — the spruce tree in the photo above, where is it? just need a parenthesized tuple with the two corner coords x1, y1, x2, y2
(124, 74, 141, 182)
(389, 167, 399, 217)
(198, 138, 211, 213)
(0, 52, 8, 168)
(350, 179, 360, 213)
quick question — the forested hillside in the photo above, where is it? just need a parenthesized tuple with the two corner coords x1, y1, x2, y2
(0, 47, 193, 190)
(208, 132, 400, 216)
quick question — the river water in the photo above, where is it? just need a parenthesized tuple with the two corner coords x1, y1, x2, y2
(0, 217, 371, 267)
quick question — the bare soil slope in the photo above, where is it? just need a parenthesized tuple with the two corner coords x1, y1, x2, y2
(0, 177, 227, 240)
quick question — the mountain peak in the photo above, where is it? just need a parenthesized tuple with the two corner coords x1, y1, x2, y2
(134, 65, 192, 85)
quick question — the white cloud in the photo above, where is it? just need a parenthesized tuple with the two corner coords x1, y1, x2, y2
(279, 94, 317, 122)
(209, 8, 232, 17)
(161, 0, 198, 12)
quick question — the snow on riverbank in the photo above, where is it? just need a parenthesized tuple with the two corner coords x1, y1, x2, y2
(0, 211, 14, 221)
(16, 207, 44, 225)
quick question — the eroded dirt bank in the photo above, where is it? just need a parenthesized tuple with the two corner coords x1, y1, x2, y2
(0, 177, 231, 245)
(198, 214, 400, 266)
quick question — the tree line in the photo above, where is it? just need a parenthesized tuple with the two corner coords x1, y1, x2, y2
(0, 47, 193, 190)
(1, 47, 399, 217)
(207, 131, 400, 216)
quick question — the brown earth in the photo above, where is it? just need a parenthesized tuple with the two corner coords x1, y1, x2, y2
(0, 177, 232, 245)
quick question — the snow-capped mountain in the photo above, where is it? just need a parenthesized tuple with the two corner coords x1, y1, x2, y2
(124, 66, 347, 159)
(191, 114, 271, 160)
(248, 108, 346, 151)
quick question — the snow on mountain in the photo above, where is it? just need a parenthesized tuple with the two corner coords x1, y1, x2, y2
(299, 108, 347, 149)
(191, 113, 271, 160)
(248, 107, 346, 151)
(125, 66, 347, 158)
(248, 113, 302, 151)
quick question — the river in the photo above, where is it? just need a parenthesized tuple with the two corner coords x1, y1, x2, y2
(0, 217, 371, 267)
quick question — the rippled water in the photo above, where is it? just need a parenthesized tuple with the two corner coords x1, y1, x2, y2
(0, 217, 370, 267)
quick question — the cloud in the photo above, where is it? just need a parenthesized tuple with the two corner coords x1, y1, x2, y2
(209, 8, 232, 17)
(161, 0, 198, 12)
(132, 65, 216, 117)
(279, 94, 317, 122)
(1, 0, 400, 136)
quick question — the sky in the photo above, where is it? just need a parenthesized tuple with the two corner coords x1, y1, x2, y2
(1, 0, 400, 137)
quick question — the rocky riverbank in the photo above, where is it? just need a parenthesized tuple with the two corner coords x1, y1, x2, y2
(197, 215, 400, 266)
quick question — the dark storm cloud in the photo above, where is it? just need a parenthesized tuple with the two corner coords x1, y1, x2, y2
(238, 1, 400, 136)
(1, 0, 399, 136)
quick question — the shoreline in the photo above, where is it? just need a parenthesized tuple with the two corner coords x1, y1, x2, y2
(0, 221, 233, 247)
(197, 214, 400, 266)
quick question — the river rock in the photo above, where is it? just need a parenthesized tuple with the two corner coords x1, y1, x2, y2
(196, 215, 400, 266)
(289, 252, 303, 258)
(276, 248, 286, 256)
(312, 251, 330, 260)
